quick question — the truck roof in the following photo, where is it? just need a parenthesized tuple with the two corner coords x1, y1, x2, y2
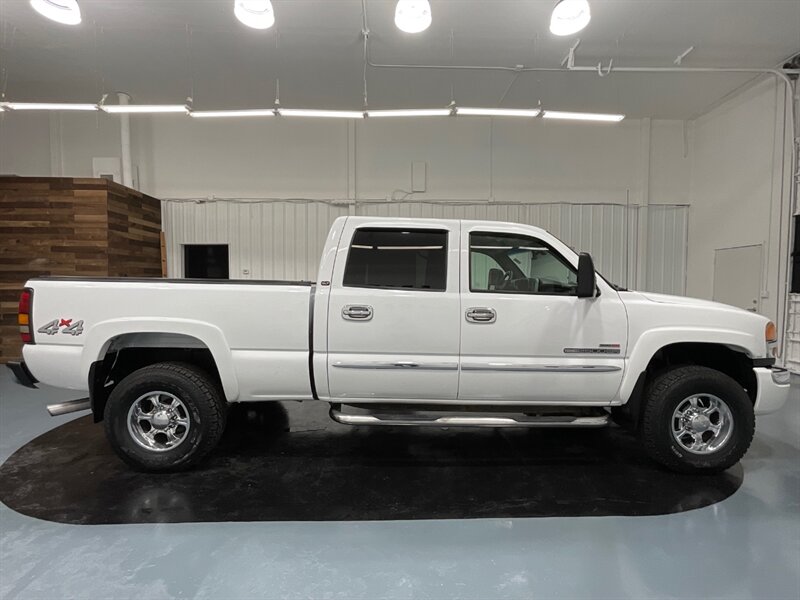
(341, 215, 550, 237)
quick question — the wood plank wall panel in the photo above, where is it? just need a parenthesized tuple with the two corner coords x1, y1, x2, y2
(0, 177, 162, 363)
(106, 182, 163, 277)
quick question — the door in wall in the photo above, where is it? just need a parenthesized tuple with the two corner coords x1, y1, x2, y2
(184, 244, 230, 279)
(712, 244, 762, 312)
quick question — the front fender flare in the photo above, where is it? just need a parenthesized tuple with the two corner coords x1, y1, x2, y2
(619, 327, 757, 401)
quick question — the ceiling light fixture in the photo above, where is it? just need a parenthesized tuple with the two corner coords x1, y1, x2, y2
(29, 0, 82, 25)
(549, 0, 591, 36)
(190, 109, 276, 118)
(394, 0, 432, 33)
(0, 102, 97, 111)
(367, 108, 451, 118)
(234, 0, 275, 30)
(542, 110, 624, 122)
(457, 107, 541, 117)
(101, 105, 189, 114)
(278, 109, 365, 119)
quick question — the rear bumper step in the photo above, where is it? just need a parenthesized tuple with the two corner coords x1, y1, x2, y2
(330, 407, 609, 428)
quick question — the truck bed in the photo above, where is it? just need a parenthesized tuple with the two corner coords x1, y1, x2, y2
(23, 277, 315, 401)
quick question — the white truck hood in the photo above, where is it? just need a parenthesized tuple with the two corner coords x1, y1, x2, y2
(636, 291, 747, 312)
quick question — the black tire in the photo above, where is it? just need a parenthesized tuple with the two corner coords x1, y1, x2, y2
(640, 365, 754, 474)
(103, 362, 226, 472)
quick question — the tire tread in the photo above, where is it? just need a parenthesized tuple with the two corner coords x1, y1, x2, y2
(640, 365, 754, 473)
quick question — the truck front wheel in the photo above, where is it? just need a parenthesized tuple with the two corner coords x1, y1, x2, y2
(104, 362, 226, 472)
(640, 366, 754, 474)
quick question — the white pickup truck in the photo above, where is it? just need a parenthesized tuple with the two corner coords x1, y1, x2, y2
(11, 216, 791, 473)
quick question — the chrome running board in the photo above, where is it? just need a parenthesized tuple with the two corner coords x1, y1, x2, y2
(330, 406, 609, 428)
(46, 398, 91, 417)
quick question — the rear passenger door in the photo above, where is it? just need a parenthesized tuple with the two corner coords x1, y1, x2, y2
(326, 220, 460, 401)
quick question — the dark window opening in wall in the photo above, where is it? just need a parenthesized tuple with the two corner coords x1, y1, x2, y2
(184, 244, 229, 279)
(792, 216, 800, 293)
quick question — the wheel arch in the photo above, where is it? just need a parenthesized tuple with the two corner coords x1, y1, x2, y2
(83, 320, 238, 422)
(620, 340, 759, 427)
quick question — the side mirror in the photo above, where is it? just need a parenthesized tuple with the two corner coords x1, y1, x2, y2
(576, 253, 596, 298)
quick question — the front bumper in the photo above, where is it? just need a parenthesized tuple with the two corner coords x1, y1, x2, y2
(753, 367, 792, 415)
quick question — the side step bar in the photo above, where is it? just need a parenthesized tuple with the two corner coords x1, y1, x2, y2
(46, 398, 91, 417)
(330, 407, 609, 428)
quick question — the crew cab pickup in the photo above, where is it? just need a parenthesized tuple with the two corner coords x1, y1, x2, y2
(12, 216, 791, 473)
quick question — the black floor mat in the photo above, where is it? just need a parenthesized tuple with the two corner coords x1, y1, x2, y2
(0, 402, 742, 524)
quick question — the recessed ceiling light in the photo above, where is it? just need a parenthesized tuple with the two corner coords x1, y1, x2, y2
(549, 0, 591, 36)
(367, 109, 451, 118)
(394, 0, 432, 34)
(542, 110, 624, 122)
(234, 0, 275, 30)
(457, 107, 541, 117)
(29, 0, 81, 25)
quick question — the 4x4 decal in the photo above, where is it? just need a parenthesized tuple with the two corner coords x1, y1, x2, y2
(37, 319, 84, 336)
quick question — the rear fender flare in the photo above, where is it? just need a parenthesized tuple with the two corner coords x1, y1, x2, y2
(80, 318, 239, 401)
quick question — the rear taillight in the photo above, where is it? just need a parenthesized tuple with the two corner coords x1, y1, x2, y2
(18, 288, 33, 344)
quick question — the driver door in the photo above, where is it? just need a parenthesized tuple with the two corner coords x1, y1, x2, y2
(458, 221, 627, 404)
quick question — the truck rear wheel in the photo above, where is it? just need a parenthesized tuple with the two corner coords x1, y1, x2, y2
(103, 362, 226, 472)
(640, 366, 754, 474)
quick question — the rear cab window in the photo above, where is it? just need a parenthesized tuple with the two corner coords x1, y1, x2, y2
(343, 228, 448, 291)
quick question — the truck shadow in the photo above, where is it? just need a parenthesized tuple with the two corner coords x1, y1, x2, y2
(0, 401, 742, 524)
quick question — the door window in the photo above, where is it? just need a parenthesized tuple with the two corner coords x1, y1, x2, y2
(343, 228, 448, 291)
(470, 232, 577, 295)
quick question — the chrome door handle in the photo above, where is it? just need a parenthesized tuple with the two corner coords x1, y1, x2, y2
(393, 361, 419, 368)
(466, 307, 496, 323)
(342, 305, 373, 321)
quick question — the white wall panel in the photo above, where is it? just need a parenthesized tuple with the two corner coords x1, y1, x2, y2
(646, 205, 689, 295)
(787, 294, 800, 374)
(165, 199, 687, 296)
(163, 200, 348, 281)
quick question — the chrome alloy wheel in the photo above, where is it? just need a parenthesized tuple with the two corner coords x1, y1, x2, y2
(127, 391, 191, 452)
(671, 394, 734, 455)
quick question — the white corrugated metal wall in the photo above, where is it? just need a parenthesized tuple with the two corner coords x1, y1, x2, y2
(787, 295, 800, 373)
(162, 200, 688, 294)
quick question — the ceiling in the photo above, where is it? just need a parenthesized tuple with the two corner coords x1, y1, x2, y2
(0, 0, 798, 119)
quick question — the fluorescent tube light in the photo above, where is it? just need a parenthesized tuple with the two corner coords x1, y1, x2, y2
(367, 109, 451, 118)
(101, 105, 189, 114)
(190, 109, 276, 118)
(234, 0, 275, 30)
(30, 0, 82, 26)
(278, 109, 364, 119)
(542, 111, 624, 122)
(0, 102, 97, 111)
(457, 107, 541, 117)
(550, 0, 591, 36)
(394, 0, 432, 33)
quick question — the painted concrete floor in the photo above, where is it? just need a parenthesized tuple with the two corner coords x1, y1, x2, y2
(0, 368, 798, 600)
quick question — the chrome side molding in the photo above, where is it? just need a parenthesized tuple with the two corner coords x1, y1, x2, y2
(332, 361, 458, 371)
(461, 363, 621, 373)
